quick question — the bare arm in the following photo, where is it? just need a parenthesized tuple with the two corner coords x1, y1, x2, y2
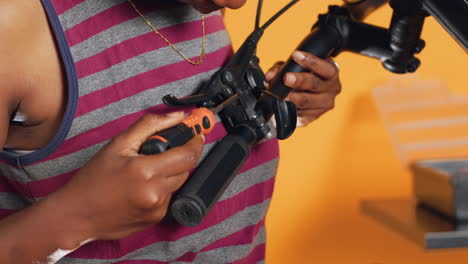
(0, 114, 204, 263)
(0, 1, 91, 261)
(0, 1, 204, 263)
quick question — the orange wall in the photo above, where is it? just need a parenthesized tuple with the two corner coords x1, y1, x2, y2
(225, 1, 467, 263)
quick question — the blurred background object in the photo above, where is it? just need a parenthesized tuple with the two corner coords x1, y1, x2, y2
(373, 77, 468, 164)
(363, 77, 468, 249)
(225, 0, 467, 262)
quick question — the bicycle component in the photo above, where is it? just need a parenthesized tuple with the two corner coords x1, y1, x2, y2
(166, 0, 300, 227)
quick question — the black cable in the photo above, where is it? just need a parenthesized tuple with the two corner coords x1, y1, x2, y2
(260, 0, 300, 30)
(255, 0, 263, 30)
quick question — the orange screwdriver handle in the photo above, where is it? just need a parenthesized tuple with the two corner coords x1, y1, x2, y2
(181, 107, 216, 136)
(139, 108, 216, 155)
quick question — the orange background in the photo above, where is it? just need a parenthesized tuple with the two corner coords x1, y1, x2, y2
(224, 1, 467, 263)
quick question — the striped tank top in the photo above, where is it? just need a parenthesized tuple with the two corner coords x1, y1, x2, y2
(0, 0, 279, 263)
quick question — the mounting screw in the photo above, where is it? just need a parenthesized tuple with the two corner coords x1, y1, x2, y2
(406, 58, 421, 73)
(222, 71, 234, 83)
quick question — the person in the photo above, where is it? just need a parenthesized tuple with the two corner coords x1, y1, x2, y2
(0, 0, 341, 263)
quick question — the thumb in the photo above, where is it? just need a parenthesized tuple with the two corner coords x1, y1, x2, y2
(265, 61, 284, 82)
(114, 112, 185, 151)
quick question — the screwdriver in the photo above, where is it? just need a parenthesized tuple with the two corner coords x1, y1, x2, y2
(139, 94, 239, 155)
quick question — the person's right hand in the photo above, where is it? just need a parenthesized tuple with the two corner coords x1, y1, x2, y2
(53, 112, 204, 244)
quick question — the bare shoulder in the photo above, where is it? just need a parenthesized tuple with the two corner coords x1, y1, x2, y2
(0, 0, 57, 98)
(0, 0, 44, 82)
(0, 0, 47, 144)
(0, 0, 42, 35)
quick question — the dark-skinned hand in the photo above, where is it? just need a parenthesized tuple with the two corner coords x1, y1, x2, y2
(53, 112, 204, 243)
(266, 51, 342, 127)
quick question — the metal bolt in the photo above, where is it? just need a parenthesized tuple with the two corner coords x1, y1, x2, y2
(406, 58, 421, 73)
(223, 71, 233, 83)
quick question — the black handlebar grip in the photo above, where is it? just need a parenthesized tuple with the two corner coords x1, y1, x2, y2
(260, 25, 342, 120)
(170, 132, 252, 227)
(270, 26, 341, 98)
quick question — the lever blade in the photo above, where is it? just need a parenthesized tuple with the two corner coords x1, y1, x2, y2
(162, 94, 213, 107)
(259, 89, 297, 139)
(274, 99, 297, 140)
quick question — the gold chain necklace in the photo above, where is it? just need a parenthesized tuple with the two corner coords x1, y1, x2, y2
(128, 0, 206, 65)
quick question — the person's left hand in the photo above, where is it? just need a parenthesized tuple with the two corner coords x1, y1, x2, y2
(265, 51, 342, 127)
